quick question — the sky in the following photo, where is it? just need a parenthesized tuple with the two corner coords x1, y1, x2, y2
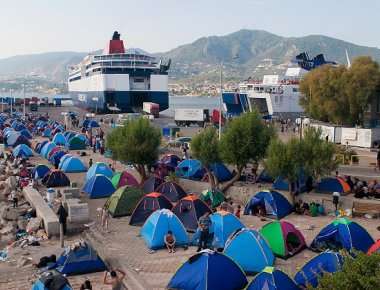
(0, 0, 379, 58)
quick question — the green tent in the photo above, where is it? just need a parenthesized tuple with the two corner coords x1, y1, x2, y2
(200, 189, 225, 208)
(259, 220, 306, 258)
(66, 136, 86, 150)
(105, 186, 144, 217)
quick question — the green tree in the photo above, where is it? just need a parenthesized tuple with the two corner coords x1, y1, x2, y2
(311, 252, 380, 290)
(219, 111, 274, 191)
(266, 128, 339, 201)
(191, 127, 220, 188)
(299, 57, 380, 126)
(265, 137, 301, 201)
(106, 118, 161, 181)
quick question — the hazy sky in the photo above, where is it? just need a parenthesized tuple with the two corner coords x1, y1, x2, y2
(0, 0, 379, 58)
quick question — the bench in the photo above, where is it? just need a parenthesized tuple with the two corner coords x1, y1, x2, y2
(352, 200, 380, 218)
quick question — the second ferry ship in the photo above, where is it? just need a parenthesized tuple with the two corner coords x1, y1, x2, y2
(68, 31, 171, 113)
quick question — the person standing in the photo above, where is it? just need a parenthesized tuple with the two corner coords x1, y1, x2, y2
(103, 269, 126, 290)
(332, 191, 340, 211)
(89, 158, 93, 168)
(57, 202, 68, 235)
(197, 212, 211, 252)
(377, 150, 380, 170)
(10, 191, 18, 208)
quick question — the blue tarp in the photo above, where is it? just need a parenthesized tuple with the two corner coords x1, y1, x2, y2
(60, 156, 87, 173)
(82, 174, 115, 198)
(310, 218, 374, 253)
(224, 228, 274, 274)
(55, 243, 106, 275)
(294, 252, 343, 288)
(244, 190, 293, 219)
(86, 162, 113, 181)
(176, 159, 204, 180)
(168, 250, 248, 290)
(140, 209, 189, 249)
(247, 267, 299, 290)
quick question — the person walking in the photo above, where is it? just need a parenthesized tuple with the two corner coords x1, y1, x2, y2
(197, 212, 211, 252)
(332, 191, 340, 212)
(57, 202, 68, 235)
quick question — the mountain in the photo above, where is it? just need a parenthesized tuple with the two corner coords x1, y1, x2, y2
(159, 29, 380, 82)
(0, 29, 380, 84)
(0, 51, 86, 82)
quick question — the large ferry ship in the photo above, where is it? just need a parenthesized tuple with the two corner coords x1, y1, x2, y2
(223, 53, 336, 119)
(68, 31, 171, 113)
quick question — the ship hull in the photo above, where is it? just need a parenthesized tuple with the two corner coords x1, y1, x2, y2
(70, 90, 169, 113)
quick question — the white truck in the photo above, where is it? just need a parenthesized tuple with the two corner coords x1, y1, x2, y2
(174, 108, 209, 127)
(143, 102, 159, 118)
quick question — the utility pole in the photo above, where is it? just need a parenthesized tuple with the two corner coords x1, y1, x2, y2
(218, 62, 223, 140)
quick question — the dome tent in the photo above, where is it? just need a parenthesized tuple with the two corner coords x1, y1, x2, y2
(244, 190, 293, 219)
(224, 228, 275, 274)
(52, 132, 67, 146)
(86, 162, 113, 181)
(66, 136, 86, 150)
(140, 209, 189, 249)
(60, 156, 87, 173)
(42, 170, 70, 187)
(55, 242, 106, 275)
(129, 192, 173, 226)
(167, 250, 248, 290)
(259, 220, 306, 258)
(32, 164, 51, 180)
(316, 176, 351, 194)
(111, 171, 139, 188)
(31, 270, 72, 290)
(172, 194, 212, 232)
(310, 217, 374, 253)
(247, 267, 298, 290)
(13, 144, 33, 157)
(176, 159, 204, 180)
(106, 186, 144, 217)
(82, 174, 115, 199)
(155, 181, 187, 202)
(200, 188, 225, 208)
(294, 251, 343, 288)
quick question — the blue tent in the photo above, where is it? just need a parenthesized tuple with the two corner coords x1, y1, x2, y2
(42, 128, 52, 137)
(49, 151, 66, 167)
(13, 144, 33, 157)
(257, 169, 274, 183)
(66, 136, 86, 150)
(176, 159, 204, 180)
(82, 174, 115, 198)
(74, 133, 88, 144)
(294, 252, 343, 288)
(316, 177, 350, 194)
(86, 162, 113, 181)
(19, 128, 32, 139)
(247, 267, 299, 290)
(6, 132, 31, 147)
(52, 132, 67, 145)
(310, 217, 374, 253)
(193, 211, 244, 249)
(82, 119, 90, 128)
(12, 121, 26, 131)
(32, 164, 50, 180)
(64, 131, 76, 141)
(60, 156, 87, 173)
(244, 190, 293, 219)
(168, 250, 248, 290)
(224, 228, 274, 274)
(58, 154, 72, 169)
(140, 209, 189, 249)
(35, 140, 49, 154)
(31, 270, 72, 290)
(55, 243, 106, 275)
(273, 174, 308, 194)
(209, 163, 232, 182)
(40, 142, 57, 158)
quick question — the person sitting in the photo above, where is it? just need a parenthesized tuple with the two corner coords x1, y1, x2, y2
(164, 230, 176, 253)
(80, 280, 92, 290)
(301, 201, 310, 215)
(294, 200, 303, 214)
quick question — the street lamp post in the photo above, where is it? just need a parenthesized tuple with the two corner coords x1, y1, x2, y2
(219, 62, 223, 140)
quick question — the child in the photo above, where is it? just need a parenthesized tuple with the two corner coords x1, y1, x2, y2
(164, 230, 176, 253)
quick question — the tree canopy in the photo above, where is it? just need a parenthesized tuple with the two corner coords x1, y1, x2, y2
(219, 111, 274, 190)
(299, 56, 380, 126)
(191, 126, 220, 188)
(312, 252, 380, 290)
(106, 118, 161, 180)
